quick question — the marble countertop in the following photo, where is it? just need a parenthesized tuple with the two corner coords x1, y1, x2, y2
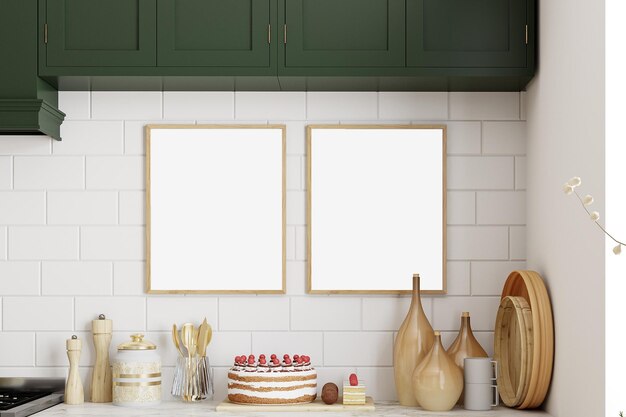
(35, 401, 552, 417)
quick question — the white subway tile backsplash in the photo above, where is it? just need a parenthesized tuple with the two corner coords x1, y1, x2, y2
(0, 333, 35, 366)
(119, 191, 145, 225)
(291, 297, 361, 330)
(520, 92, 527, 121)
(86, 156, 144, 190)
(379, 92, 448, 120)
(295, 226, 306, 261)
(450, 92, 520, 120)
(447, 226, 509, 260)
(482, 122, 526, 155)
(0, 192, 46, 224)
(146, 298, 218, 331)
(447, 191, 475, 225)
(252, 332, 323, 366)
(287, 191, 305, 225)
(448, 156, 514, 190)
(164, 92, 234, 120)
(207, 332, 252, 367)
(9, 227, 79, 260)
(113, 262, 145, 295)
(356, 367, 397, 401)
(14, 157, 84, 190)
(2, 297, 73, 330)
(324, 332, 393, 366)
(476, 191, 526, 225)
(35, 331, 91, 366)
(236, 92, 306, 120)
(219, 298, 290, 331)
(286, 156, 302, 190)
(510, 226, 526, 260)
(515, 156, 526, 190)
(282, 121, 306, 155)
(42, 262, 112, 295)
(446, 122, 482, 155)
(58, 91, 91, 120)
(286, 261, 306, 295)
(81, 226, 145, 260)
(446, 261, 471, 295)
(47, 191, 118, 225)
(0, 262, 40, 295)
(471, 261, 526, 295)
(92, 92, 162, 120)
(362, 297, 433, 331)
(0, 137, 51, 155)
(0, 227, 6, 260)
(75, 297, 146, 331)
(315, 367, 357, 392)
(0, 157, 11, 189)
(307, 92, 377, 120)
(285, 226, 296, 261)
(432, 296, 501, 331)
(55, 121, 124, 155)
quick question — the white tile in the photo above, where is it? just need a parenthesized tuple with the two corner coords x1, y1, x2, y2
(446, 122, 481, 155)
(86, 156, 144, 190)
(75, 297, 146, 331)
(47, 191, 118, 225)
(91, 92, 162, 120)
(447, 156, 514, 190)
(212, 368, 230, 401)
(307, 92, 377, 120)
(440, 331, 493, 357)
(0, 333, 35, 366)
(286, 226, 296, 261)
(113, 262, 145, 295)
(363, 297, 433, 331)
(81, 226, 145, 261)
(36, 331, 133, 367)
(476, 191, 526, 225)
(283, 121, 306, 155)
(471, 261, 526, 295)
(0, 367, 66, 378)
(0, 137, 52, 155)
(447, 191, 475, 225)
(286, 260, 306, 295)
(14, 157, 84, 190)
(446, 261, 471, 295)
(447, 226, 509, 260)
(0, 262, 40, 295)
(449, 92, 520, 120)
(286, 156, 301, 190)
(0, 157, 11, 189)
(42, 262, 112, 295)
(379, 92, 447, 120)
(295, 226, 306, 261)
(433, 296, 501, 331)
(2, 297, 73, 330)
(219, 298, 289, 331)
(356, 367, 397, 400)
(287, 191, 305, 225)
(55, 121, 124, 155)
(163, 92, 234, 120)
(125, 120, 194, 155)
(510, 226, 526, 260)
(0, 227, 6, 260)
(206, 332, 252, 367)
(236, 92, 305, 120)
(58, 91, 91, 120)
(515, 156, 526, 190)
(324, 332, 393, 366)
(482, 122, 526, 155)
(119, 191, 145, 225)
(9, 227, 79, 260)
(146, 297, 218, 331)
(0, 192, 46, 224)
(252, 332, 323, 366)
(520, 91, 527, 121)
(291, 297, 361, 330)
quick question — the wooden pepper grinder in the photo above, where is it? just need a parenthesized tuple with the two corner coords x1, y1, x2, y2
(91, 314, 112, 403)
(65, 335, 84, 405)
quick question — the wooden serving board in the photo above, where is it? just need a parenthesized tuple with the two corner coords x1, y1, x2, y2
(216, 397, 375, 412)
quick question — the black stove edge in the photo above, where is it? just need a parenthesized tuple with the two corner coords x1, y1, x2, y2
(0, 392, 64, 417)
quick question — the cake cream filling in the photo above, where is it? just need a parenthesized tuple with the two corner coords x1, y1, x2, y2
(228, 387, 317, 400)
(227, 368, 317, 400)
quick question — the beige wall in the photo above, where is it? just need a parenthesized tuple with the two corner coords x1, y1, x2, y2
(525, 0, 605, 415)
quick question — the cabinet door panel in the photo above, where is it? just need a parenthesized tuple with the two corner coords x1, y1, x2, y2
(407, 0, 527, 68)
(158, 0, 272, 67)
(284, 0, 405, 68)
(46, 0, 156, 67)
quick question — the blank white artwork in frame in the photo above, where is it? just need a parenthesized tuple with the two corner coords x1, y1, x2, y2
(307, 125, 446, 293)
(146, 125, 285, 293)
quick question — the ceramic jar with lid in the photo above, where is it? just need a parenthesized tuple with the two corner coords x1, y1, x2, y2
(112, 334, 161, 407)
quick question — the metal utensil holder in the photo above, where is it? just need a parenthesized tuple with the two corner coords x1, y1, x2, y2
(172, 355, 214, 402)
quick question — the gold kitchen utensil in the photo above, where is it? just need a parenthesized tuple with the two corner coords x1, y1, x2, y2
(197, 318, 212, 357)
(172, 324, 184, 357)
(181, 323, 196, 358)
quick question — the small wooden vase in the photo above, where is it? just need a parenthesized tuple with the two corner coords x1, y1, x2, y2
(447, 312, 488, 404)
(65, 335, 84, 405)
(412, 331, 463, 411)
(393, 274, 434, 406)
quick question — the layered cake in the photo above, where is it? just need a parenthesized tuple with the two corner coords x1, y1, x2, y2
(227, 354, 317, 404)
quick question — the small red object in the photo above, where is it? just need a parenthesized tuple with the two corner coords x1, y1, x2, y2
(248, 356, 255, 365)
(284, 358, 292, 365)
(270, 354, 277, 359)
(296, 356, 304, 364)
(349, 373, 358, 386)
(259, 357, 267, 365)
(259, 354, 266, 359)
(302, 355, 310, 362)
(283, 354, 290, 360)
(293, 354, 300, 360)
(272, 358, 280, 365)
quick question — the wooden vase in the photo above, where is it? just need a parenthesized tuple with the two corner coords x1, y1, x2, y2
(447, 312, 488, 404)
(393, 274, 434, 406)
(65, 335, 84, 405)
(91, 314, 112, 403)
(412, 331, 464, 411)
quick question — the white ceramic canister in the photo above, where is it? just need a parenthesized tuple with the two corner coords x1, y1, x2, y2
(112, 334, 161, 407)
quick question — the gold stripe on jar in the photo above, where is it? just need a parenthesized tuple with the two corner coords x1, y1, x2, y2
(114, 372, 162, 379)
(113, 381, 161, 387)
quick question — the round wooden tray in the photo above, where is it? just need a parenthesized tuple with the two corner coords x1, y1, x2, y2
(501, 270, 554, 409)
(494, 296, 534, 407)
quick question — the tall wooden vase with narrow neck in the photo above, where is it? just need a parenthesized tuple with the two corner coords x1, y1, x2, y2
(393, 274, 434, 406)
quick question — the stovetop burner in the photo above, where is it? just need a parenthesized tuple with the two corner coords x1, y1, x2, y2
(0, 378, 64, 417)
(0, 393, 49, 412)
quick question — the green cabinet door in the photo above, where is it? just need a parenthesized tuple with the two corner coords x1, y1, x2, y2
(45, 0, 156, 67)
(283, 0, 405, 68)
(407, 0, 527, 68)
(158, 0, 274, 68)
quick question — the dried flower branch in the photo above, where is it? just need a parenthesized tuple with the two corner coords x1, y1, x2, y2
(564, 176, 625, 254)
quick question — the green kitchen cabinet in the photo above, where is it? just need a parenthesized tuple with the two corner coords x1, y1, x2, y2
(43, 0, 157, 68)
(407, 0, 530, 68)
(281, 0, 405, 69)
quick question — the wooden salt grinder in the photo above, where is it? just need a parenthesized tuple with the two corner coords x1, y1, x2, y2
(65, 335, 84, 405)
(91, 314, 112, 403)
